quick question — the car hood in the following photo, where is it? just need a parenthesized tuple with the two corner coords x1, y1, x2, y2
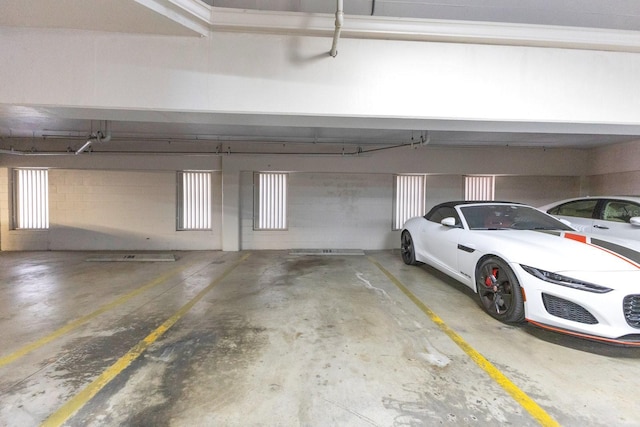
(470, 229, 640, 274)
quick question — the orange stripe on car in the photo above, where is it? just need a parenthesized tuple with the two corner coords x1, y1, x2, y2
(564, 232, 587, 243)
(562, 232, 640, 270)
(527, 319, 640, 347)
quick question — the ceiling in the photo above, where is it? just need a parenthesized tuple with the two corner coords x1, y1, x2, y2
(207, 0, 640, 32)
(2, 0, 640, 152)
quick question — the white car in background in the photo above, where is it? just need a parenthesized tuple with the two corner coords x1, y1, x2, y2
(539, 196, 640, 243)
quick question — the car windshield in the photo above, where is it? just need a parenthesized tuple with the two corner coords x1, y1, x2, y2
(460, 204, 574, 231)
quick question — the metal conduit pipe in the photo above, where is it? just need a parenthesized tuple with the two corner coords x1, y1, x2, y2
(75, 139, 95, 155)
(0, 148, 27, 156)
(0, 148, 75, 156)
(329, 0, 344, 57)
(75, 120, 111, 155)
(98, 120, 112, 144)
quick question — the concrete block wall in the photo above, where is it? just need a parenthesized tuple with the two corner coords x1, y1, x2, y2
(587, 139, 640, 196)
(585, 171, 640, 195)
(241, 172, 394, 250)
(239, 172, 585, 251)
(495, 176, 581, 207)
(425, 175, 464, 210)
(4, 140, 640, 252)
(0, 168, 222, 251)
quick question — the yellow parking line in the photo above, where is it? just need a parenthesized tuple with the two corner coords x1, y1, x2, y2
(41, 253, 250, 427)
(1, 259, 200, 368)
(369, 257, 560, 427)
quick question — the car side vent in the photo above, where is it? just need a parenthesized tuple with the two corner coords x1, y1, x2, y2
(623, 295, 640, 328)
(542, 294, 598, 324)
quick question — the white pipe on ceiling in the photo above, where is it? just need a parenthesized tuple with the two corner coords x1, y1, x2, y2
(75, 120, 112, 155)
(329, 0, 344, 57)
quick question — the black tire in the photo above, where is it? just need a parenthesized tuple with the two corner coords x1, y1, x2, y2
(476, 257, 525, 323)
(401, 231, 418, 265)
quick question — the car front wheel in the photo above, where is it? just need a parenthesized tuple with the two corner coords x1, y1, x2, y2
(401, 231, 418, 265)
(476, 257, 525, 323)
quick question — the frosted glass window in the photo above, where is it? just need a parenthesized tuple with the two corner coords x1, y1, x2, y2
(393, 175, 426, 230)
(465, 176, 495, 201)
(177, 171, 211, 230)
(254, 172, 287, 230)
(13, 169, 49, 229)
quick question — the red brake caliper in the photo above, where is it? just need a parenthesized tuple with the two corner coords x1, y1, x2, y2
(484, 268, 499, 291)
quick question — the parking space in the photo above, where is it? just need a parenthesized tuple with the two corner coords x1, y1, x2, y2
(1, 251, 639, 426)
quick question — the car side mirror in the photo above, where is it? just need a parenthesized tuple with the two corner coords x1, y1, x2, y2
(630, 217, 640, 227)
(441, 217, 457, 227)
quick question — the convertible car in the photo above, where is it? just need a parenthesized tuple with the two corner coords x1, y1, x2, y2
(401, 201, 640, 345)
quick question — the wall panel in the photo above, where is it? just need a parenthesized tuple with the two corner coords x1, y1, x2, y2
(585, 171, 640, 196)
(496, 176, 581, 207)
(1, 168, 222, 251)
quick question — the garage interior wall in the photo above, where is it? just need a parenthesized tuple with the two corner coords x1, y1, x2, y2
(0, 141, 599, 251)
(494, 176, 581, 206)
(586, 140, 640, 195)
(1, 140, 639, 251)
(240, 171, 394, 250)
(0, 167, 223, 251)
(1, 23, 640, 251)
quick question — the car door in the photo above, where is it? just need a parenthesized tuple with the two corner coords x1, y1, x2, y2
(546, 199, 598, 233)
(591, 199, 640, 241)
(423, 206, 463, 277)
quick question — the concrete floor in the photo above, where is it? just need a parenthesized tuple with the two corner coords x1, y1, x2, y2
(1, 251, 639, 427)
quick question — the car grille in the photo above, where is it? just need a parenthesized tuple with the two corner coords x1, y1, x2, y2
(623, 295, 640, 328)
(542, 294, 598, 324)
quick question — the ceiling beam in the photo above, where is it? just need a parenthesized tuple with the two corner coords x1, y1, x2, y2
(134, 0, 210, 36)
(210, 7, 640, 53)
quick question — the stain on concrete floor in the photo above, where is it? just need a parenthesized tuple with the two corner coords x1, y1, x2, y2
(70, 312, 268, 426)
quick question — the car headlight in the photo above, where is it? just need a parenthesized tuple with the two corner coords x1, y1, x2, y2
(520, 265, 613, 293)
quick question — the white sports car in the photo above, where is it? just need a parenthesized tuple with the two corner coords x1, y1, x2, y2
(539, 196, 640, 243)
(401, 201, 640, 346)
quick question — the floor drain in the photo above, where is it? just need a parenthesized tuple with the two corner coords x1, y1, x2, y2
(289, 249, 365, 256)
(86, 253, 176, 262)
